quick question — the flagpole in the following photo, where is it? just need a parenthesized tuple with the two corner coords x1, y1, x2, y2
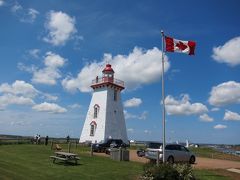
(161, 30, 166, 163)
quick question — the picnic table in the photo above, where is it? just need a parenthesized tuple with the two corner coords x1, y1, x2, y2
(50, 151, 80, 164)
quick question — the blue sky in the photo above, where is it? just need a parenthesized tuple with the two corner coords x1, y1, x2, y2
(0, 0, 240, 144)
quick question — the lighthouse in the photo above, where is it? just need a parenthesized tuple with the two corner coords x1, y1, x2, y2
(79, 64, 128, 143)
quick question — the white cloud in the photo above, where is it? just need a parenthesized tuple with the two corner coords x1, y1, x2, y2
(44, 51, 65, 68)
(0, 80, 60, 110)
(68, 103, 81, 109)
(0, 80, 38, 98)
(124, 97, 142, 108)
(211, 107, 220, 112)
(199, 113, 214, 122)
(17, 63, 37, 73)
(165, 94, 208, 116)
(25, 8, 39, 23)
(28, 49, 40, 59)
(11, 2, 22, 12)
(32, 102, 67, 113)
(32, 67, 62, 85)
(41, 93, 58, 101)
(139, 111, 148, 120)
(0, 0, 4, 6)
(214, 124, 227, 129)
(0, 94, 34, 109)
(32, 52, 66, 85)
(62, 47, 170, 93)
(43, 11, 77, 46)
(124, 110, 138, 120)
(124, 110, 148, 120)
(212, 37, 240, 66)
(127, 128, 134, 133)
(144, 130, 151, 134)
(11, 2, 39, 23)
(209, 81, 240, 106)
(20, 8, 39, 23)
(223, 110, 240, 121)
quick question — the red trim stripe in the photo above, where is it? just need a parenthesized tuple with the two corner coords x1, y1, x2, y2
(90, 121, 97, 126)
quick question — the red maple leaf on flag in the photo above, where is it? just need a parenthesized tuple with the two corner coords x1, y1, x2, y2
(176, 41, 188, 51)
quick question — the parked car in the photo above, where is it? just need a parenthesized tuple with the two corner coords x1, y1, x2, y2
(136, 142, 160, 157)
(92, 139, 127, 153)
(136, 148, 145, 157)
(145, 143, 196, 164)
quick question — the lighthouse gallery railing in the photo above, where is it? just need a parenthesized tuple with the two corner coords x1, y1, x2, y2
(92, 77, 124, 87)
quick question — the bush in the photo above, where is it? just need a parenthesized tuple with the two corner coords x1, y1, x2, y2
(140, 162, 195, 180)
(173, 163, 195, 180)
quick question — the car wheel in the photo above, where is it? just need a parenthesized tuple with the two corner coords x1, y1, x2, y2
(167, 156, 174, 164)
(189, 156, 195, 164)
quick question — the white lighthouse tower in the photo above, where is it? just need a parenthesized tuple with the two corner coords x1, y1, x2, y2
(79, 64, 128, 143)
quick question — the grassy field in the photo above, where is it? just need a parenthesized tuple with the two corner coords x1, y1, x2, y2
(0, 144, 142, 180)
(194, 169, 231, 180)
(0, 144, 234, 180)
(189, 147, 240, 162)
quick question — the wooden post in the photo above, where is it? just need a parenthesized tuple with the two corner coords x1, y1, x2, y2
(157, 151, 160, 166)
(90, 144, 93, 157)
(75, 141, 77, 149)
(68, 142, 71, 153)
(51, 141, 53, 150)
(119, 147, 122, 161)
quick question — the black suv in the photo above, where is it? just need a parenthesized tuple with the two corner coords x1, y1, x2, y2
(92, 139, 127, 153)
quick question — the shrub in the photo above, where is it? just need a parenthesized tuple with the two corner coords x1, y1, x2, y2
(140, 162, 195, 180)
(173, 163, 195, 180)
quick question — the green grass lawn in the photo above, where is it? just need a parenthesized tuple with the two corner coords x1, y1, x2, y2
(0, 144, 233, 180)
(194, 170, 230, 180)
(0, 144, 142, 180)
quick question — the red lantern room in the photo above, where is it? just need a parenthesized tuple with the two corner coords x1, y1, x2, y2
(91, 64, 124, 90)
(102, 64, 114, 83)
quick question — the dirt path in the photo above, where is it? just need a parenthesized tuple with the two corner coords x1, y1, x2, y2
(129, 150, 240, 169)
(94, 150, 240, 169)
(193, 157, 240, 169)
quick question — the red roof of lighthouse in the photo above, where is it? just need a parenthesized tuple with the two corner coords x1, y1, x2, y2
(102, 64, 114, 73)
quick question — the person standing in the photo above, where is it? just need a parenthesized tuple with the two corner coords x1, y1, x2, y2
(66, 135, 70, 143)
(37, 135, 41, 144)
(45, 136, 49, 146)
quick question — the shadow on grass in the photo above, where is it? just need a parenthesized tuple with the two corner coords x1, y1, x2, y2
(52, 161, 82, 166)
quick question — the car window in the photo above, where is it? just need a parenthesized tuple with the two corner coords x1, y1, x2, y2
(148, 143, 162, 149)
(174, 145, 181, 151)
(180, 146, 189, 152)
(166, 145, 174, 150)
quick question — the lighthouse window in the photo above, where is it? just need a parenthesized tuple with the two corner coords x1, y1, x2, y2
(93, 104, 99, 118)
(90, 124, 95, 136)
(114, 90, 117, 101)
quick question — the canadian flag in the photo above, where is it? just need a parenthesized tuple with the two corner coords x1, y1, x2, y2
(165, 36, 196, 55)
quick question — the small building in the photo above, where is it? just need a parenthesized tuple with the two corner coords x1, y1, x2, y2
(79, 64, 128, 143)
